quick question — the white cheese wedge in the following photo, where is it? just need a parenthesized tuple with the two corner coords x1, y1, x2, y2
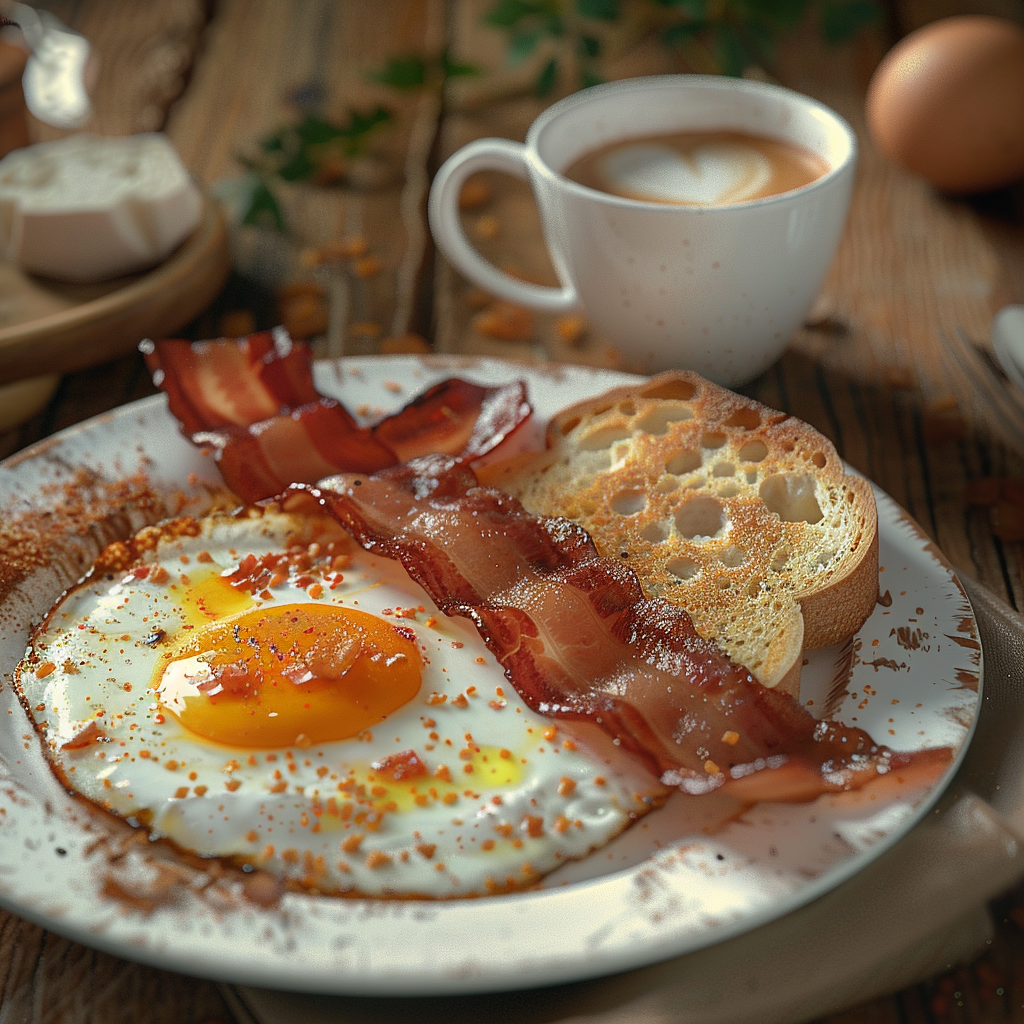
(0, 132, 203, 283)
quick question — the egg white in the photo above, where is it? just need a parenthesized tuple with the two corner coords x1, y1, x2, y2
(16, 506, 666, 898)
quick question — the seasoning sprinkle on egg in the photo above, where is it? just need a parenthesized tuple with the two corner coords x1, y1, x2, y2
(14, 505, 666, 899)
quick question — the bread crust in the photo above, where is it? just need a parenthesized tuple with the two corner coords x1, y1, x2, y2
(486, 371, 880, 696)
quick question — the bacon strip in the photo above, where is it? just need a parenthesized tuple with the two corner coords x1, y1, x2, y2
(299, 457, 951, 803)
(141, 333, 532, 503)
(140, 328, 319, 432)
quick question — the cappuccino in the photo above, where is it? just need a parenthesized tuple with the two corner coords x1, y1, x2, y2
(564, 130, 829, 207)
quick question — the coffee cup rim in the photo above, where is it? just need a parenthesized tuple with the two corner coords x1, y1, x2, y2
(524, 73, 857, 212)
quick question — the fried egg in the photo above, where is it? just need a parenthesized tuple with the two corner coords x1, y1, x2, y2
(16, 505, 665, 898)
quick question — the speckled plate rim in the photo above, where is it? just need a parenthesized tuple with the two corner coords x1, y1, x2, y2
(0, 355, 982, 996)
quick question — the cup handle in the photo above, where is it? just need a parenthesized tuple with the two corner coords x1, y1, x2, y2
(428, 138, 579, 313)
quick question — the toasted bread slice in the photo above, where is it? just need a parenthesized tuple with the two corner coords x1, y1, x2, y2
(482, 371, 879, 695)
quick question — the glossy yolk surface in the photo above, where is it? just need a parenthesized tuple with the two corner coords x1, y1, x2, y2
(154, 604, 422, 748)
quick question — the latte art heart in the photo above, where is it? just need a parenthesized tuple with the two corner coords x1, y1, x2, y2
(564, 130, 829, 208)
(599, 142, 773, 207)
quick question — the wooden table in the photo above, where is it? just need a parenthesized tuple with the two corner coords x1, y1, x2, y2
(0, 1, 1022, 1021)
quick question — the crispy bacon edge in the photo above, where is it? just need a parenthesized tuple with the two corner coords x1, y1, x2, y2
(290, 456, 952, 804)
(140, 331, 532, 503)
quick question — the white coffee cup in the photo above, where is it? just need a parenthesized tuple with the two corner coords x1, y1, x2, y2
(428, 74, 856, 386)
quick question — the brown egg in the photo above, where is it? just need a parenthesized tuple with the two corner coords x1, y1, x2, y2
(865, 15, 1024, 194)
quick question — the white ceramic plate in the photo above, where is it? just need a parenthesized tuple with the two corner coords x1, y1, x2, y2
(0, 356, 982, 996)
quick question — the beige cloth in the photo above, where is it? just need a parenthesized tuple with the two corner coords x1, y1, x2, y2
(224, 577, 1024, 1024)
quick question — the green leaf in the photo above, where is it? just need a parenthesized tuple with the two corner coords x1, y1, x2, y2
(820, 0, 879, 44)
(576, 0, 619, 21)
(441, 54, 482, 78)
(535, 55, 558, 96)
(295, 114, 347, 146)
(651, 0, 707, 15)
(275, 149, 318, 182)
(508, 28, 543, 64)
(241, 177, 286, 231)
(259, 131, 286, 154)
(483, 0, 541, 29)
(545, 11, 565, 36)
(734, 0, 809, 31)
(581, 67, 604, 88)
(710, 21, 750, 76)
(342, 106, 392, 139)
(371, 54, 427, 89)
(578, 33, 601, 58)
(660, 20, 706, 49)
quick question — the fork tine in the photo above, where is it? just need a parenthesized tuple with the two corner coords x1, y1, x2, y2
(939, 328, 1024, 454)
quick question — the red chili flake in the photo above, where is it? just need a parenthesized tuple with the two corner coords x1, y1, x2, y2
(365, 850, 393, 870)
(60, 720, 107, 750)
(372, 748, 428, 782)
(522, 815, 545, 838)
(35, 661, 57, 679)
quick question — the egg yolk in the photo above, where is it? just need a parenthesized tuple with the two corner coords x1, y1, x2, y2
(154, 603, 422, 748)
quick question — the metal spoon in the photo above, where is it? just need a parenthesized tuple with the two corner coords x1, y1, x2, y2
(991, 305, 1024, 398)
(4, 2, 92, 129)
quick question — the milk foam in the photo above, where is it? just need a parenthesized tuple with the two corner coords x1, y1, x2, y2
(599, 141, 773, 207)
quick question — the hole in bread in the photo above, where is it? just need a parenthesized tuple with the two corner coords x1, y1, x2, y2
(665, 450, 701, 475)
(579, 425, 633, 451)
(759, 474, 823, 524)
(610, 489, 646, 516)
(559, 415, 582, 436)
(770, 547, 791, 571)
(745, 471, 759, 485)
(656, 477, 679, 494)
(712, 463, 735, 478)
(717, 577, 732, 590)
(738, 440, 769, 463)
(618, 400, 637, 416)
(747, 581, 762, 598)
(701, 431, 727, 449)
(723, 407, 762, 430)
(640, 521, 669, 543)
(719, 544, 747, 568)
(637, 404, 694, 436)
(811, 451, 827, 469)
(643, 379, 697, 402)
(675, 495, 725, 539)
(666, 556, 700, 581)
(718, 483, 741, 498)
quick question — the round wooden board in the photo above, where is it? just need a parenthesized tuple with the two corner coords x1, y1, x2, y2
(0, 195, 231, 384)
